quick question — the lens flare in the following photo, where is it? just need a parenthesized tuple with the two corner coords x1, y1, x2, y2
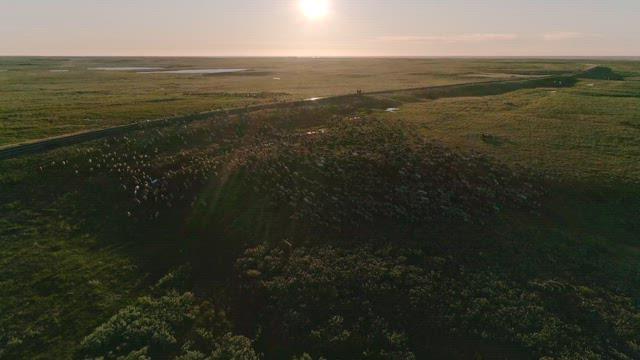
(299, 0, 330, 20)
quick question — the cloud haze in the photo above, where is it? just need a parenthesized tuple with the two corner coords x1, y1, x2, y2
(543, 32, 584, 41)
(0, 0, 638, 56)
(379, 34, 518, 43)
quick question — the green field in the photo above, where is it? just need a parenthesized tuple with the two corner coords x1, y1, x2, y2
(2, 58, 640, 359)
(379, 73, 640, 183)
(0, 57, 590, 146)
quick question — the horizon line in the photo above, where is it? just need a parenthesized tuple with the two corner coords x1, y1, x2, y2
(1, 54, 640, 60)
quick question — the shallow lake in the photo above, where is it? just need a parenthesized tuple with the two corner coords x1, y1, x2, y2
(141, 68, 247, 74)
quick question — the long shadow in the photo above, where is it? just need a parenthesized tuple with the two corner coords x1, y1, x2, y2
(398, 75, 578, 101)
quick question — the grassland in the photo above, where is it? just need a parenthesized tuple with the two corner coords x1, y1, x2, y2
(1, 58, 640, 359)
(379, 72, 640, 183)
(0, 57, 589, 146)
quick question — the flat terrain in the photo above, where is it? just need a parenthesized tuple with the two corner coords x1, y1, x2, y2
(1, 58, 640, 359)
(379, 73, 640, 183)
(0, 57, 589, 146)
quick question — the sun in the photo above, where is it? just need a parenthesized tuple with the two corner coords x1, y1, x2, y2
(299, 0, 330, 20)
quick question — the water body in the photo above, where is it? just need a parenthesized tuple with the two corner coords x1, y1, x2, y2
(141, 68, 247, 74)
(89, 67, 164, 71)
(305, 97, 324, 101)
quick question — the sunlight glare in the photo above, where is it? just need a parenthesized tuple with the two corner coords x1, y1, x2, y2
(299, 0, 330, 20)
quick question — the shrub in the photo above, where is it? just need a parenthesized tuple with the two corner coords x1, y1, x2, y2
(79, 289, 260, 359)
(235, 244, 640, 359)
(43, 114, 539, 256)
(80, 292, 196, 358)
(221, 117, 539, 241)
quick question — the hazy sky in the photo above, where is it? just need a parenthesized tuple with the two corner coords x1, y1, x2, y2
(1, 0, 639, 56)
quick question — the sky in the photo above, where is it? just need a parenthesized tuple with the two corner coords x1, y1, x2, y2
(1, 0, 639, 57)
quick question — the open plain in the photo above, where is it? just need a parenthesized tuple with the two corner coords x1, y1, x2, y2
(2, 57, 640, 359)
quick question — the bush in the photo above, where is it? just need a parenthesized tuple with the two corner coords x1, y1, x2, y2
(235, 245, 426, 359)
(221, 117, 539, 241)
(80, 292, 197, 358)
(235, 244, 640, 359)
(44, 114, 539, 254)
(79, 287, 260, 359)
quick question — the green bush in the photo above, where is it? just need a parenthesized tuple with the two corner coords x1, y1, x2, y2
(79, 289, 260, 359)
(174, 333, 260, 360)
(222, 117, 539, 241)
(80, 292, 197, 358)
(235, 245, 640, 359)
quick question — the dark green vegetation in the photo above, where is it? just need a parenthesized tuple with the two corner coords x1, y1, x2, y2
(1, 60, 640, 359)
(578, 66, 625, 81)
